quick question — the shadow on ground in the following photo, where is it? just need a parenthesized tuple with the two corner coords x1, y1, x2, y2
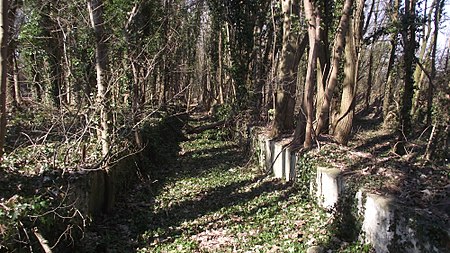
(82, 116, 295, 252)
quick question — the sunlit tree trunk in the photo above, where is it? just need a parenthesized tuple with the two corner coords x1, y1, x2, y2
(334, 32, 356, 145)
(272, 0, 304, 137)
(382, 0, 399, 126)
(314, 0, 331, 131)
(411, 0, 435, 117)
(6, 0, 19, 108)
(88, 0, 113, 212)
(365, 47, 374, 110)
(301, 0, 320, 148)
(333, 0, 363, 145)
(315, 0, 354, 135)
(0, 0, 8, 159)
(88, 0, 111, 158)
(426, 0, 443, 126)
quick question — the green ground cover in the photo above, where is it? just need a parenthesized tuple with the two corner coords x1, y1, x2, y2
(85, 126, 372, 252)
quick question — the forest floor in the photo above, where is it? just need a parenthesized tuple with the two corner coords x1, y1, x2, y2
(1, 110, 448, 252)
(82, 113, 376, 253)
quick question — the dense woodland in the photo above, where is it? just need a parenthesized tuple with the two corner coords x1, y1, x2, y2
(0, 0, 449, 251)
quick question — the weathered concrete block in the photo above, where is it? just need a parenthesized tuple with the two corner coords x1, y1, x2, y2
(264, 137, 274, 172)
(284, 145, 297, 181)
(272, 138, 296, 181)
(273, 141, 285, 179)
(254, 131, 274, 173)
(356, 191, 448, 253)
(315, 167, 343, 209)
(358, 192, 394, 253)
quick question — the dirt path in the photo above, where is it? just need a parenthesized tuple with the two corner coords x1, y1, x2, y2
(82, 126, 368, 252)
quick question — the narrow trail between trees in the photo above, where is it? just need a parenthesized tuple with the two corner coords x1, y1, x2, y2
(83, 116, 345, 253)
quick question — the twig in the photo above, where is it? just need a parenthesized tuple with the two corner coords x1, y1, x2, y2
(33, 228, 53, 253)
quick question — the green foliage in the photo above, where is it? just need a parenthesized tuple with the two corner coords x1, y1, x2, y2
(0, 191, 83, 252)
(295, 152, 317, 198)
(213, 103, 233, 121)
(140, 115, 186, 167)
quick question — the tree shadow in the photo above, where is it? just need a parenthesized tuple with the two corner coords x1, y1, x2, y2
(80, 116, 294, 252)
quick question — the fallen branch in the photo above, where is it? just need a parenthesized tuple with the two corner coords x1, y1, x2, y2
(33, 228, 52, 253)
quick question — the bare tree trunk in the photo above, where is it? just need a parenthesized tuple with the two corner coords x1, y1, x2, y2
(411, 0, 434, 117)
(333, 0, 363, 144)
(315, 0, 354, 135)
(365, 47, 374, 110)
(382, 0, 399, 126)
(6, 0, 17, 108)
(426, 0, 443, 126)
(88, 0, 111, 158)
(88, 0, 113, 212)
(0, 0, 9, 159)
(334, 33, 356, 145)
(301, 0, 320, 148)
(217, 27, 224, 104)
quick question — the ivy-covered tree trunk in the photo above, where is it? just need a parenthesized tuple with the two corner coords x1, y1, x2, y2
(315, 0, 354, 135)
(0, 0, 8, 159)
(40, 3, 64, 108)
(400, 0, 416, 136)
(272, 0, 303, 137)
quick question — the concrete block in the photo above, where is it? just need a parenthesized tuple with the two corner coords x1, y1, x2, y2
(285, 145, 297, 181)
(264, 138, 274, 172)
(273, 141, 285, 179)
(254, 132, 274, 173)
(356, 191, 447, 253)
(315, 167, 343, 209)
(358, 193, 394, 253)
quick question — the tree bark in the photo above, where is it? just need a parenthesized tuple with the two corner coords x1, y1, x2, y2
(426, 0, 443, 126)
(400, 0, 416, 136)
(365, 46, 374, 111)
(88, 0, 113, 212)
(315, 0, 354, 135)
(0, 0, 9, 159)
(382, 0, 399, 126)
(301, 0, 320, 148)
(272, 0, 305, 137)
(334, 0, 363, 145)
(411, 0, 435, 117)
(88, 0, 111, 158)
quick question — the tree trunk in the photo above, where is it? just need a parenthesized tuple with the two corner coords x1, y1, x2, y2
(0, 0, 9, 159)
(426, 0, 443, 126)
(315, 0, 354, 135)
(88, 0, 111, 158)
(272, 0, 304, 137)
(411, 0, 434, 117)
(334, 35, 356, 145)
(400, 0, 416, 136)
(88, 0, 113, 212)
(365, 46, 374, 110)
(218, 27, 224, 104)
(382, 0, 399, 126)
(301, 0, 320, 148)
(334, 0, 363, 145)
